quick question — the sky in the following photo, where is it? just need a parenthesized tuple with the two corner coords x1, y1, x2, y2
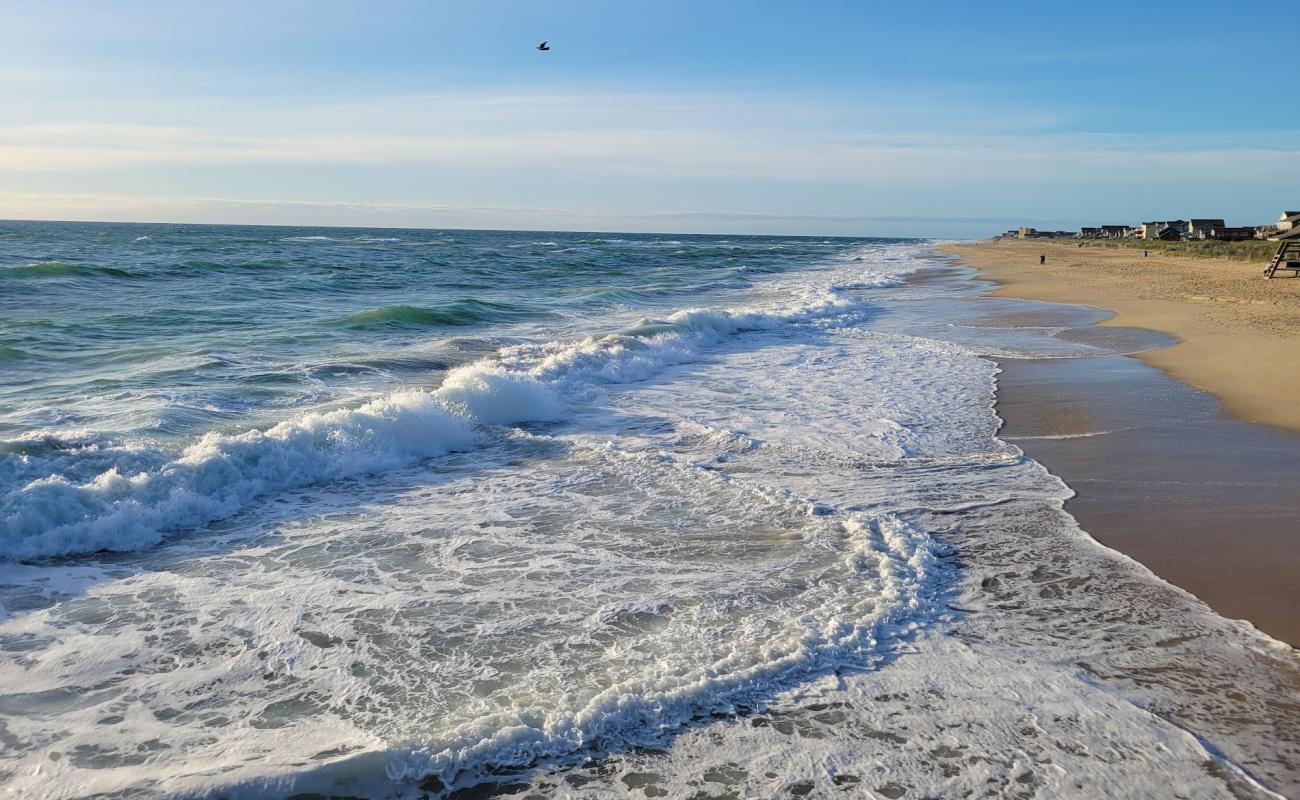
(1, 0, 1296, 237)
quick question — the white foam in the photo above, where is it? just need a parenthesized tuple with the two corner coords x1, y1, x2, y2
(1, 391, 480, 559)
(0, 246, 917, 561)
(0, 242, 1293, 800)
(386, 509, 938, 789)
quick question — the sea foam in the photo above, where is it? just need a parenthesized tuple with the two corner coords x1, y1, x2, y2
(0, 252, 911, 560)
(1, 392, 479, 559)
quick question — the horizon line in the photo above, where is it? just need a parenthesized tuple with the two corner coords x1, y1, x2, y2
(0, 215, 1002, 240)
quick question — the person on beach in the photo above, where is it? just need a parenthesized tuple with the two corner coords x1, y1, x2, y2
(1040, 254, 1046, 265)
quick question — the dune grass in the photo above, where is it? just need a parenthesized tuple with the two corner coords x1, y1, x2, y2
(1077, 238, 1278, 262)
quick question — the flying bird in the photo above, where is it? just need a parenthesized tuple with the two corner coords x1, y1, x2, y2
(537, 41, 550, 51)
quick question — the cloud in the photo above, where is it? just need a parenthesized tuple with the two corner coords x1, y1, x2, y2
(1, 93, 1295, 187)
(1, 89, 1296, 231)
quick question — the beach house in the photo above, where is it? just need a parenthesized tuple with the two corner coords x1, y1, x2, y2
(1080, 227, 1100, 238)
(1203, 226, 1256, 241)
(1138, 220, 1188, 239)
(1187, 218, 1226, 238)
(1263, 212, 1300, 240)
(1099, 225, 1130, 239)
(1138, 221, 1190, 239)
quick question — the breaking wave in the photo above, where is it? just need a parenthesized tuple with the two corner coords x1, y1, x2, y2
(0, 259, 911, 561)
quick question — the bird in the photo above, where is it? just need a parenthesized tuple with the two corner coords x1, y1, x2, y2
(537, 41, 550, 51)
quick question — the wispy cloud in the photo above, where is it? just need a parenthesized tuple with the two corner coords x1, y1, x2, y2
(1, 91, 1294, 184)
(1, 88, 1297, 232)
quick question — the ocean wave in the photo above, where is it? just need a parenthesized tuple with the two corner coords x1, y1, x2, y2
(577, 287, 659, 305)
(327, 300, 536, 330)
(0, 251, 914, 561)
(2, 261, 134, 279)
(0, 392, 482, 560)
(178, 258, 287, 272)
(0, 344, 29, 362)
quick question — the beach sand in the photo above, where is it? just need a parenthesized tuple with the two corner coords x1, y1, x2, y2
(942, 239, 1300, 432)
(932, 242, 1300, 646)
(996, 352, 1300, 645)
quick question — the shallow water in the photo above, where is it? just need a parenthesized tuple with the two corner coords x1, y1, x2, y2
(0, 223, 1294, 798)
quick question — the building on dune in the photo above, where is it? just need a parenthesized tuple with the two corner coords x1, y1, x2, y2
(1198, 226, 1257, 241)
(1261, 212, 1300, 240)
(1187, 218, 1227, 238)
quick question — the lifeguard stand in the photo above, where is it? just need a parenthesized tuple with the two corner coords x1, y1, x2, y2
(1264, 240, 1300, 279)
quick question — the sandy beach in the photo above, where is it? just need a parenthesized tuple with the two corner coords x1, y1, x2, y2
(941, 239, 1300, 432)
(933, 241, 1300, 646)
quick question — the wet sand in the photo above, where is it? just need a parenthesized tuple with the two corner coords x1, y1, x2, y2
(996, 351, 1300, 646)
(920, 254, 1300, 646)
(942, 239, 1300, 432)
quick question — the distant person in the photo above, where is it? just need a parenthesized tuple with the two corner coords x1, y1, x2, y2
(1040, 254, 1046, 265)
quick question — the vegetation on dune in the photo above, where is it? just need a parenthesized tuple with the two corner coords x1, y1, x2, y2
(1075, 238, 1278, 262)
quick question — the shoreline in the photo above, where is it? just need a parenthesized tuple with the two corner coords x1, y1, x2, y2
(940, 239, 1300, 432)
(921, 248, 1300, 645)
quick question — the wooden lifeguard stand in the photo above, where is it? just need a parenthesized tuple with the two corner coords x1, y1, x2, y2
(1264, 240, 1300, 279)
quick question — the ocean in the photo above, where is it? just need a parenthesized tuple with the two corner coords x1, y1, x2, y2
(0, 221, 1293, 798)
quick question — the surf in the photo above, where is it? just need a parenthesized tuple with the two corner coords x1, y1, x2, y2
(0, 246, 915, 561)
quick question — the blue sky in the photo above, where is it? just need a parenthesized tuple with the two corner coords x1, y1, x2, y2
(1, 0, 1296, 236)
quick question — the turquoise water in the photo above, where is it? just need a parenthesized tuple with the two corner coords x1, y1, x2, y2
(0, 222, 1291, 799)
(2, 223, 882, 448)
